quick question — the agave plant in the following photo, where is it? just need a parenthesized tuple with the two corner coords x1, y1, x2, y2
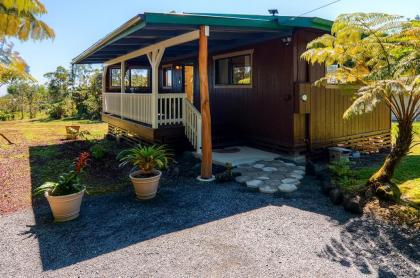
(33, 152, 90, 196)
(117, 144, 171, 175)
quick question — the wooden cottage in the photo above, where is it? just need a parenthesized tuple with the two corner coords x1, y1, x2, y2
(72, 12, 391, 178)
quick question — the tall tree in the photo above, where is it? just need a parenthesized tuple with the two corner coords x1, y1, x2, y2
(0, 0, 54, 86)
(302, 13, 419, 200)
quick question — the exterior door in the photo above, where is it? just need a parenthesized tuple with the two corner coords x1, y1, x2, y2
(184, 65, 194, 103)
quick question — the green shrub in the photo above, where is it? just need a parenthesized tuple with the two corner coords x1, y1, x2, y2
(90, 141, 112, 160)
(0, 110, 14, 121)
(329, 159, 364, 193)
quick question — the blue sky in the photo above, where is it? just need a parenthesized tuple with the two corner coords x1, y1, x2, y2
(1, 0, 418, 95)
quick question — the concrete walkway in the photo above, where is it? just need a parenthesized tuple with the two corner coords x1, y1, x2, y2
(0, 177, 418, 277)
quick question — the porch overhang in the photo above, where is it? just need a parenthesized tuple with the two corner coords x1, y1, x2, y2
(72, 12, 332, 65)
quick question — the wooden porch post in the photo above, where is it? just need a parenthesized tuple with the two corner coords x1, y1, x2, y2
(120, 61, 125, 118)
(102, 65, 108, 112)
(198, 26, 213, 180)
(147, 48, 165, 129)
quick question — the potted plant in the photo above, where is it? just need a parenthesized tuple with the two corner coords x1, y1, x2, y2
(33, 152, 90, 222)
(118, 144, 170, 200)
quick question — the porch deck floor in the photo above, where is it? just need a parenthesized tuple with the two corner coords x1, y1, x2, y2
(200, 146, 280, 166)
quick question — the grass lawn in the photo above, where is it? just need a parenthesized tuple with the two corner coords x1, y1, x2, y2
(353, 122, 420, 206)
(0, 118, 129, 214)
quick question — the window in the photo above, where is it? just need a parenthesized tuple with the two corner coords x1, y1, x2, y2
(214, 51, 252, 86)
(163, 66, 173, 88)
(127, 68, 149, 88)
(110, 68, 121, 87)
(326, 64, 338, 84)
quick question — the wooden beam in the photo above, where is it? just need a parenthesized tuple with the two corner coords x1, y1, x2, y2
(120, 61, 125, 118)
(198, 25, 213, 179)
(147, 48, 165, 128)
(105, 30, 199, 66)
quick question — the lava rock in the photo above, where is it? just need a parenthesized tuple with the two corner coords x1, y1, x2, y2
(329, 188, 343, 205)
(342, 194, 363, 214)
(321, 180, 335, 195)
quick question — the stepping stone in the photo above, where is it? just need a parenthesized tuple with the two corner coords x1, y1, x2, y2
(257, 176, 270, 180)
(246, 179, 263, 189)
(235, 175, 251, 184)
(290, 174, 304, 180)
(263, 167, 278, 172)
(292, 170, 305, 175)
(281, 178, 299, 185)
(297, 166, 306, 170)
(253, 164, 265, 169)
(278, 183, 298, 193)
(284, 162, 296, 167)
(259, 184, 278, 194)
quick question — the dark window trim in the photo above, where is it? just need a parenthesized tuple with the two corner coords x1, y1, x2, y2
(126, 66, 151, 89)
(162, 64, 173, 89)
(213, 49, 253, 89)
(109, 67, 122, 89)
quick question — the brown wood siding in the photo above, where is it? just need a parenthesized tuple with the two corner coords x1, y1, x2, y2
(192, 38, 295, 148)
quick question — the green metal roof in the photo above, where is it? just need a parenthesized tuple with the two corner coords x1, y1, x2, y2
(72, 12, 332, 64)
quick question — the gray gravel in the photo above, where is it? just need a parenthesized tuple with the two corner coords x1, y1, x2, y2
(0, 176, 419, 277)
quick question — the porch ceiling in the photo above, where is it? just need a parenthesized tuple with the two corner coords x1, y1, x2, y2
(72, 12, 332, 65)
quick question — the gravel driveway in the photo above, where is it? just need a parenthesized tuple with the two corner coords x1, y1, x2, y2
(0, 176, 419, 277)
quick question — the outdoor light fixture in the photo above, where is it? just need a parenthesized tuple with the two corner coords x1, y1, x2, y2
(281, 36, 292, 45)
(268, 9, 278, 16)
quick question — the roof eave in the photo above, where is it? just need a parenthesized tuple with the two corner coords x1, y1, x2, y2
(72, 15, 144, 64)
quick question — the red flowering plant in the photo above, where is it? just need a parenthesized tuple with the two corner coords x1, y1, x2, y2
(34, 152, 90, 197)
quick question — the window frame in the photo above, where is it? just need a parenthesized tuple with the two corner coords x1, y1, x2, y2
(126, 67, 150, 89)
(109, 67, 122, 88)
(213, 49, 253, 89)
(162, 64, 173, 89)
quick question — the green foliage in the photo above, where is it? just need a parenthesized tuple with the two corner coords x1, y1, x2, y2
(33, 152, 90, 197)
(329, 159, 363, 193)
(215, 163, 238, 183)
(302, 12, 420, 185)
(0, 109, 14, 120)
(117, 144, 171, 174)
(90, 140, 112, 160)
(0, 0, 54, 86)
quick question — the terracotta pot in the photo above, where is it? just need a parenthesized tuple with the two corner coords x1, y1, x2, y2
(45, 189, 85, 222)
(65, 125, 80, 140)
(129, 170, 162, 200)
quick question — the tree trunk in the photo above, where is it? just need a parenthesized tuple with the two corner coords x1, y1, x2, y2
(369, 120, 413, 184)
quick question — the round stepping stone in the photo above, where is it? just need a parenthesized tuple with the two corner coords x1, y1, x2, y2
(246, 179, 263, 189)
(263, 167, 278, 172)
(253, 164, 265, 169)
(292, 170, 305, 175)
(290, 174, 304, 180)
(281, 178, 299, 185)
(259, 184, 278, 194)
(296, 166, 305, 170)
(284, 162, 296, 167)
(278, 183, 298, 193)
(257, 176, 270, 180)
(235, 175, 251, 184)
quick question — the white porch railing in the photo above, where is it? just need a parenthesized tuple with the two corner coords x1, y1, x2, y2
(103, 93, 121, 116)
(103, 92, 201, 151)
(184, 100, 202, 151)
(158, 93, 185, 126)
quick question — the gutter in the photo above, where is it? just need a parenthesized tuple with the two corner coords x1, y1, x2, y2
(72, 15, 143, 64)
